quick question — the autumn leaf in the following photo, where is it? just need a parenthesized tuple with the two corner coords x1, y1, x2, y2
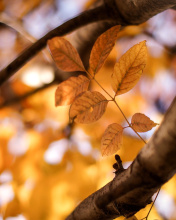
(69, 91, 108, 123)
(55, 75, 90, 106)
(89, 25, 120, 75)
(101, 123, 123, 156)
(111, 41, 147, 96)
(48, 37, 86, 72)
(131, 113, 158, 132)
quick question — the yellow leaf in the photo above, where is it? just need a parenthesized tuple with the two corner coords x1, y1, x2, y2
(89, 25, 120, 75)
(55, 75, 90, 106)
(111, 41, 147, 96)
(89, 26, 120, 75)
(47, 37, 86, 72)
(101, 123, 123, 156)
(131, 113, 158, 132)
(69, 91, 108, 124)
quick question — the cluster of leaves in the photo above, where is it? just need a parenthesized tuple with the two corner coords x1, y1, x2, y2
(47, 25, 158, 157)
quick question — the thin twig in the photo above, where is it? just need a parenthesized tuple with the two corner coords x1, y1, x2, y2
(0, 81, 56, 109)
(140, 188, 161, 220)
(0, 14, 55, 64)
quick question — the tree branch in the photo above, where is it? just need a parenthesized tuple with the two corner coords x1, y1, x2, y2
(0, 0, 176, 86)
(114, 0, 176, 24)
(66, 97, 176, 220)
(0, 5, 110, 86)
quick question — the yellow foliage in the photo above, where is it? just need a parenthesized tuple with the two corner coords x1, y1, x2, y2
(0, 1, 175, 220)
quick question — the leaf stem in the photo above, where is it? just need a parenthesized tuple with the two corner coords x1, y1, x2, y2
(87, 71, 147, 144)
(94, 78, 114, 99)
(113, 100, 147, 144)
(123, 126, 130, 129)
(130, 126, 147, 144)
(85, 70, 114, 99)
(113, 100, 130, 126)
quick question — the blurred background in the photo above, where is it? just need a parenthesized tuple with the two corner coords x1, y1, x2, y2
(0, 0, 176, 219)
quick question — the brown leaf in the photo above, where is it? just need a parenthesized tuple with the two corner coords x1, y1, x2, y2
(131, 113, 158, 132)
(55, 75, 90, 106)
(48, 37, 85, 72)
(89, 25, 120, 75)
(101, 123, 123, 156)
(69, 91, 108, 124)
(111, 41, 147, 96)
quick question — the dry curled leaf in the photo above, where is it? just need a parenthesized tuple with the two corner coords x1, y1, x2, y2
(111, 41, 147, 96)
(55, 75, 90, 106)
(69, 91, 108, 124)
(131, 113, 158, 132)
(101, 123, 123, 156)
(89, 25, 120, 75)
(48, 37, 85, 72)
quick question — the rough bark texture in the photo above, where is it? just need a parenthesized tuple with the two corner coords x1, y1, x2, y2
(66, 97, 176, 220)
(0, 0, 176, 85)
(114, 0, 176, 24)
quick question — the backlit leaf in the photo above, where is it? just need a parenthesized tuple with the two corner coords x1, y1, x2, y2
(48, 37, 85, 72)
(69, 91, 108, 123)
(101, 123, 123, 156)
(89, 25, 120, 75)
(55, 75, 90, 106)
(111, 41, 147, 96)
(131, 113, 158, 132)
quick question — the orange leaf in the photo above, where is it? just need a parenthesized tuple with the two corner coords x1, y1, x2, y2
(69, 91, 108, 124)
(101, 123, 123, 156)
(111, 41, 147, 96)
(131, 113, 158, 132)
(55, 75, 90, 106)
(89, 25, 120, 75)
(48, 37, 85, 72)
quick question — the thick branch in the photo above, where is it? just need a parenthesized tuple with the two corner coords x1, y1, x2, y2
(114, 0, 176, 24)
(66, 97, 176, 220)
(0, 0, 176, 86)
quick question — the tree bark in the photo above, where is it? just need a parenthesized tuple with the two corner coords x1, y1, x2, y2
(114, 0, 176, 24)
(66, 97, 176, 220)
(0, 0, 176, 86)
